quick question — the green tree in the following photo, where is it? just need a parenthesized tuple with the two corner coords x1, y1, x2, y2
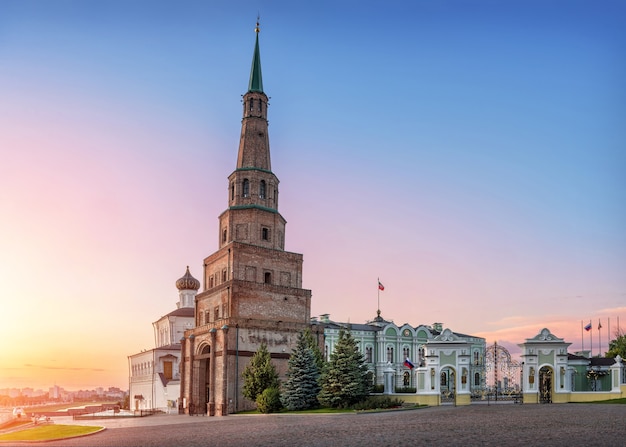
(281, 331, 321, 411)
(606, 333, 626, 358)
(242, 343, 279, 402)
(256, 386, 282, 413)
(318, 329, 371, 408)
(302, 327, 325, 371)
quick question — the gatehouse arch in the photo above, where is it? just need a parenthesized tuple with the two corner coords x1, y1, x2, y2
(415, 328, 472, 406)
(539, 366, 553, 403)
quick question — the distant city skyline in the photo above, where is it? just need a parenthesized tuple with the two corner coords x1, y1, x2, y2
(1, 0, 624, 390)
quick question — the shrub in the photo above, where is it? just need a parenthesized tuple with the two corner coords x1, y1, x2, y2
(351, 396, 404, 411)
(371, 384, 384, 393)
(256, 387, 282, 414)
(394, 387, 416, 393)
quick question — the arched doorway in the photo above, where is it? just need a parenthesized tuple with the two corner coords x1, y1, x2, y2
(194, 345, 211, 414)
(440, 366, 456, 404)
(539, 366, 552, 404)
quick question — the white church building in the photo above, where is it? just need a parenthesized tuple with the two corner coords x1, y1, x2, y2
(128, 267, 198, 412)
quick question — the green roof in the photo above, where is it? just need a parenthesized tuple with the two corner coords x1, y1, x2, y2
(248, 30, 263, 93)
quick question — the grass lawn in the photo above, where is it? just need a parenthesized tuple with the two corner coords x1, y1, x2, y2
(588, 397, 626, 404)
(0, 424, 102, 442)
(24, 401, 118, 413)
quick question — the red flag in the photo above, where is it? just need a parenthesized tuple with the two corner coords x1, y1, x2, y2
(378, 281, 384, 291)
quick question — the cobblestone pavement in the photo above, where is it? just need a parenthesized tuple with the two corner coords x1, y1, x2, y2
(12, 404, 626, 447)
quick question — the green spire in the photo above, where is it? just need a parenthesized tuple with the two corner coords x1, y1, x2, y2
(248, 20, 264, 93)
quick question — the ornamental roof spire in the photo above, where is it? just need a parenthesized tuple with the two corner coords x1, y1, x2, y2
(248, 17, 264, 93)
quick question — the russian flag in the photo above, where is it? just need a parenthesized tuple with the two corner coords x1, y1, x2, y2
(404, 358, 415, 369)
(584, 322, 592, 331)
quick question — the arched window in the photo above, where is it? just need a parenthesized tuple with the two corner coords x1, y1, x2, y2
(474, 372, 480, 387)
(222, 229, 227, 243)
(386, 346, 394, 363)
(242, 179, 249, 197)
(230, 183, 234, 200)
(222, 269, 227, 282)
(259, 180, 266, 199)
(403, 372, 410, 387)
(403, 347, 410, 360)
(365, 346, 373, 363)
(249, 98, 254, 111)
(441, 372, 447, 386)
(262, 227, 269, 241)
(474, 351, 479, 365)
(209, 277, 214, 288)
(264, 271, 271, 284)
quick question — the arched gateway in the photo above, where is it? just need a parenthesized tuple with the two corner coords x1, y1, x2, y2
(416, 329, 472, 405)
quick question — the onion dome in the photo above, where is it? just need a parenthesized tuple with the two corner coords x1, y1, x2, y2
(176, 266, 200, 291)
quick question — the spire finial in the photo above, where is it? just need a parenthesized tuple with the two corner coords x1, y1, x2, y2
(255, 14, 260, 34)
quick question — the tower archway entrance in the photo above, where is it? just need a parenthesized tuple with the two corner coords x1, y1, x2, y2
(539, 366, 552, 403)
(194, 345, 211, 415)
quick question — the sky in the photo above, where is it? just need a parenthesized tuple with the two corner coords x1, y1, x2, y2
(1, 0, 625, 391)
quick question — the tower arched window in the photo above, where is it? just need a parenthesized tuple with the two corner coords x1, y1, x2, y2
(264, 271, 271, 284)
(243, 179, 249, 197)
(259, 180, 266, 199)
(230, 183, 234, 200)
(249, 98, 254, 112)
(222, 229, 227, 243)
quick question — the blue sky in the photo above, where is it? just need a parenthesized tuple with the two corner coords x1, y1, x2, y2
(1, 0, 625, 389)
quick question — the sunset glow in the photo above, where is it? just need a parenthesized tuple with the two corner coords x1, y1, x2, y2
(1, 0, 625, 391)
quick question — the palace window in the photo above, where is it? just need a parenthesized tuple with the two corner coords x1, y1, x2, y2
(403, 371, 410, 387)
(474, 351, 479, 365)
(259, 180, 266, 199)
(474, 372, 480, 387)
(365, 346, 373, 363)
(403, 347, 410, 360)
(242, 179, 250, 197)
(386, 346, 394, 363)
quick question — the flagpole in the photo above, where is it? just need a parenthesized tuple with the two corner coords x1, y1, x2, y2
(377, 277, 380, 316)
(590, 320, 593, 357)
(597, 319, 600, 356)
(581, 320, 584, 353)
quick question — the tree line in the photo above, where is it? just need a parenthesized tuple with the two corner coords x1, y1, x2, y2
(242, 328, 383, 413)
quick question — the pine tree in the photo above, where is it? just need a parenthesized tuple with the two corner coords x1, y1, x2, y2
(242, 343, 279, 402)
(281, 331, 321, 411)
(318, 329, 371, 408)
(302, 327, 325, 372)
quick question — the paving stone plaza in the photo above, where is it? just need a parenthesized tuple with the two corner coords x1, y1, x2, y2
(15, 403, 626, 447)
